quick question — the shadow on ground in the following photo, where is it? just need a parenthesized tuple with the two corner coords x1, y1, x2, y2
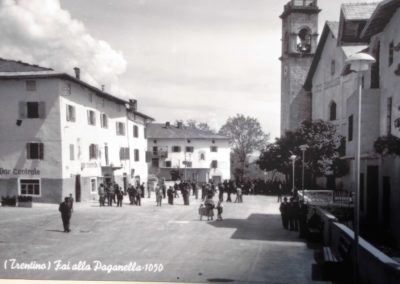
(208, 214, 303, 242)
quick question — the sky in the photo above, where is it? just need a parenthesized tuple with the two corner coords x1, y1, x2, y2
(0, 0, 378, 140)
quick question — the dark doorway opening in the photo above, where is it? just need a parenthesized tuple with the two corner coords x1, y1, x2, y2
(75, 174, 81, 202)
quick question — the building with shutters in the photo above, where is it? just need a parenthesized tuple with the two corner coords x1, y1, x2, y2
(0, 58, 153, 203)
(146, 122, 231, 183)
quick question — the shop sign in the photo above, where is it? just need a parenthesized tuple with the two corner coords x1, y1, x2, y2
(0, 168, 40, 176)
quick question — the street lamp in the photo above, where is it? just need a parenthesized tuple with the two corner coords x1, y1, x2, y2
(345, 52, 375, 284)
(299, 144, 309, 201)
(289, 155, 297, 196)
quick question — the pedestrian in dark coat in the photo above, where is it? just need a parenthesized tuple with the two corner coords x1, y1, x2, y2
(116, 187, 124, 207)
(167, 186, 174, 205)
(59, 197, 72, 232)
(279, 197, 289, 229)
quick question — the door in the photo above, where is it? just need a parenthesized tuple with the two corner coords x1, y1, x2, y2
(75, 174, 81, 202)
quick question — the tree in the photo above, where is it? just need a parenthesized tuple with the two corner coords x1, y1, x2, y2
(258, 120, 348, 188)
(174, 119, 216, 133)
(219, 114, 269, 182)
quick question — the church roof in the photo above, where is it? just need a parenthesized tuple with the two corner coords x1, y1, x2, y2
(361, 0, 400, 39)
(147, 123, 228, 140)
(341, 2, 379, 20)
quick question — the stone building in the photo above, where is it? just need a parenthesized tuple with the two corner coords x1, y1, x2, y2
(146, 122, 231, 183)
(0, 58, 153, 203)
(280, 0, 320, 135)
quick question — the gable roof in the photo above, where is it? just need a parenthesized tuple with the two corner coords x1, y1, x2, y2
(147, 123, 228, 140)
(303, 21, 339, 91)
(341, 2, 379, 20)
(0, 58, 53, 72)
(361, 0, 400, 39)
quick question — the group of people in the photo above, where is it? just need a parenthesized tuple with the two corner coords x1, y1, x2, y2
(279, 196, 322, 239)
(127, 183, 145, 206)
(97, 183, 125, 207)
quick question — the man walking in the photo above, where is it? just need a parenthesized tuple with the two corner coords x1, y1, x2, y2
(59, 197, 72, 232)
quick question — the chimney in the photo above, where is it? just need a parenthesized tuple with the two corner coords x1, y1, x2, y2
(73, 67, 80, 80)
(129, 99, 137, 111)
(165, 121, 170, 128)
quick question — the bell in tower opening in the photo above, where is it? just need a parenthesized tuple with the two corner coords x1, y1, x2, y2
(297, 28, 312, 53)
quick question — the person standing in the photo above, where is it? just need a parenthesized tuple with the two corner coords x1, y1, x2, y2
(277, 183, 283, 203)
(116, 187, 124, 207)
(59, 197, 72, 232)
(140, 182, 145, 198)
(279, 197, 289, 230)
(161, 180, 167, 199)
(156, 186, 163, 206)
(68, 193, 74, 212)
(167, 186, 174, 205)
(98, 183, 105, 206)
(216, 200, 223, 221)
(136, 186, 142, 206)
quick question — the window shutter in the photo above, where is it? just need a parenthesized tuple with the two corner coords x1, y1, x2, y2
(87, 110, 91, 124)
(19, 102, 27, 119)
(39, 143, 44, 160)
(95, 145, 99, 158)
(39, 102, 46, 119)
(119, 148, 123, 160)
(71, 106, 76, 122)
(100, 114, 104, 128)
(116, 122, 119, 135)
(26, 143, 31, 159)
(92, 112, 96, 126)
(66, 105, 70, 121)
(89, 144, 93, 159)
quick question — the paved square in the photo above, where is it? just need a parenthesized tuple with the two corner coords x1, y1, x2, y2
(0, 195, 324, 283)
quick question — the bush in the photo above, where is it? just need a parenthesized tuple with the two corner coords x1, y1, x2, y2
(1, 195, 17, 206)
(18, 196, 33, 202)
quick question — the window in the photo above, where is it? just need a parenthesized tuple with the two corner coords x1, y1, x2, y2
(133, 125, 139, 138)
(387, 97, 393, 135)
(69, 144, 75, 160)
(348, 115, 354, 142)
(153, 146, 158, 155)
(183, 161, 192, 167)
(87, 110, 96, 125)
(19, 102, 45, 119)
(66, 105, 76, 122)
(297, 27, 311, 53)
(119, 147, 130, 160)
(152, 158, 159, 168)
(199, 152, 206, 160)
(90, 178, 97, 194)
(165, 161, 172, 168)
(26, 80, 36, 91)
(210, 146, 218, 152)
(134, 149, 139, 162)
(144, 127, 147, 138)
(331, 60, 335, 76)
(89, 144, 99, 159)
(185, 146, 194, 153)
(20, 179, 40, 196)
(26, 143, 44, 160)
(116, 122, 125, 135)
(389, 41, 394, 67)
(172, 146, 181, 153)
(100, 113, 108, 128)
(211, 160, 218, 168)
(329, 101, 337, 121)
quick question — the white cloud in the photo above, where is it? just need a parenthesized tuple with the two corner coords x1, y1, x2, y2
(0, 0, 127, 95)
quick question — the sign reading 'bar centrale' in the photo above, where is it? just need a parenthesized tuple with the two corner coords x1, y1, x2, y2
(0, 168, 41, 175)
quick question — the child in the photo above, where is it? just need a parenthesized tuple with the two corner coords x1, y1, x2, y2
(216, 200, 223, 221)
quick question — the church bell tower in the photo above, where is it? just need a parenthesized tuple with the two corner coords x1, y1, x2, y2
(280, 0, 320, 135)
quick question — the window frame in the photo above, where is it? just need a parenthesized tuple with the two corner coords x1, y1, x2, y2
(116, 122, 126, 136)
(26, 80, 36, 92)
(210, 146, 218, 152)
(19, 178, 41, 197)
(133, 125, 139, 138)
(134, 149, 140, 162)
(66, 104, 76, 122)
(100, 113, 108, 129)
(172, 146, 181, 153)
(87, 110, 96, 126)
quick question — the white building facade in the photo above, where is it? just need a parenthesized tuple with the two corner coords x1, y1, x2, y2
(147, 123, 231, 183)
(0, 59, 152, 203)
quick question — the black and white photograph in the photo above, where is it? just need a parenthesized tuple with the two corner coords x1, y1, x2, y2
(0, 0, 400, 283)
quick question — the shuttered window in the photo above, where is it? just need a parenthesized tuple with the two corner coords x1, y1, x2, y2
(26, 143, 44, 160)
(19, 102, 45, 119)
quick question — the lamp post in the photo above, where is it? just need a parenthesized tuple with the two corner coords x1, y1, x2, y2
(299, 144, 308, 201)
(289, 155, 297, 196)
(345, 52, 375, 284)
